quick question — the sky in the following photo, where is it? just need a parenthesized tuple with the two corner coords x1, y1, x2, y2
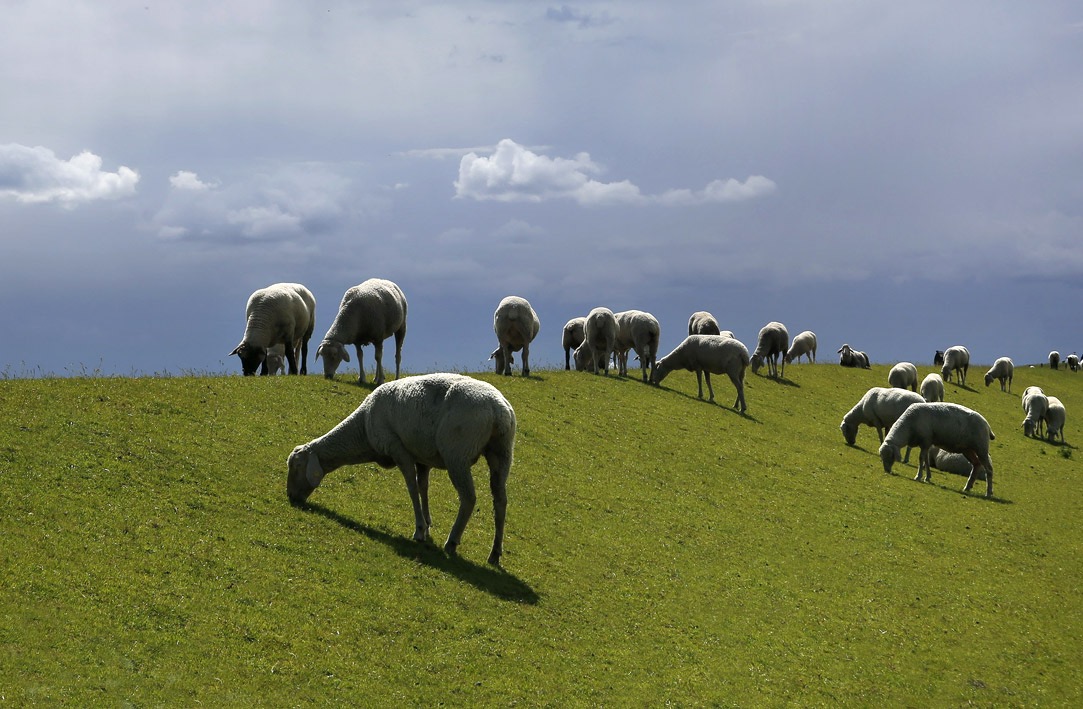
(2, 1, 1082, 377)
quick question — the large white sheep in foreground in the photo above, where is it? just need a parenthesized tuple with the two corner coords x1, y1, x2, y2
(317, 278, 408, 386)
(784, 330, 817, 364)
(614, 309, 661, 381)
(1021, 386, 1048, 438)
(940, 345, 970, 385)
(878, 402, 995, 498)
(920, 373, 945, 402)
(751, 321, 789, 379)
(984, 357, 1014, 392)
(651, 335, 749, 412)
(887, 362, 919, 391)
(575, 307, 619, 376)
(231, 282, 316, 376)
(489, 296, 541, 377)
(688, 311, 721, 337)
(838, 344, 871, 369)
(562, 317, 587, 370)
(287, 373, 516, 565)
(840, 386, 925, 461)
(1045, 396, 1066, 444)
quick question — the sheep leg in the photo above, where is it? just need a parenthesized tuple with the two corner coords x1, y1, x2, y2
(485, 449, 511, 565)
(704, 372, 715, 402)
(396, 458, 431, 543)
(355, 345, 366, 384)
(695, 371, 705, 399)
(284, 345, 299, 376)
(443, 464, 477, 557)
(521, 342, 530, 377)
(914, 446, 931, 482)
(416, 464, 433, 530)
(564, 347, 571, 371)
(373, 340, 386, 386)
(394, 328, 405, 381)
(298, 338, 308, 376)
(728, 371, 746, 413)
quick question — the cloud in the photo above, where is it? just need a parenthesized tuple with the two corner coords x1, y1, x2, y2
(0, 144, 139, 205)
(454, 139, 775, 207)
(169, 170, 216, 191)
(545, 5, 615, 29)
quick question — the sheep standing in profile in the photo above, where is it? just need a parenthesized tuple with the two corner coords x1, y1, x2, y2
(231, 282, 316, 376)
(317, 279, 408, 386)
(562, 317, 587, 370)
(490, 296, 541, 377)
(651, 335, 750, 412)
(840, 386, 925, 461)
(751, 321, 789, 379)
(1021, 386, 1049, 438)
(940, 345, 970, 385)
(878, 402, 995, 498)
(287, 373, 516, 565)
(1045, 396, 1066, 443)
(887, 362, 919, 391)
(785, 330, 817, 364)
(614, 310, 661, 381)
(688, 311, 722, 336)
(984, 357, 1014, 392)
(920, 373, 945, 402)
(838, 344, 871, 369)
(1049, 351, 1061, 370)
(575, 307, 618, 376)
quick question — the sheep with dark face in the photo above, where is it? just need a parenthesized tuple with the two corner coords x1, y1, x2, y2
(489, 296, 541, 377)
(614, 309, 661, 381)
(888, 362, 919, 391)
(784, 330, 817, 364)
(316, 278, 408, 386)
(651, 334, 749, 412)
(575, 307, 618, 376)
(940, 345, 970, 385)
(688, 311, 721, 336)
(1021, 386, 1048, 438)
(984, 357, 1014, 392)
(231, 283, 316, 376)
(562, 317, 586, 370)
(750, 321, 789, 379)
(838, 344, 871, 369)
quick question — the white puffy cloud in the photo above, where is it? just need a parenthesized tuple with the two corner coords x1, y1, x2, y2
(169, 170, 216, 191)
(656, 176, 777, 205)
(0, 144, 138, 205)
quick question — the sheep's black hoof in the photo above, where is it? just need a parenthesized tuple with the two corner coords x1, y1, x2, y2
(487, 553, 501, 566)
(443, 542, 459, 557)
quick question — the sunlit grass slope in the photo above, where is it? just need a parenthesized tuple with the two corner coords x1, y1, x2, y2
(1, 362, 1081, 705)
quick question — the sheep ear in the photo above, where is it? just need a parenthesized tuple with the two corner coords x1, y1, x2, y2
(230, 344, 242, 357)
(341, 347, 350, 363)
(315, 343, 325, 359)
(306, 452, 325, 488)
(489, 348, 500, 360)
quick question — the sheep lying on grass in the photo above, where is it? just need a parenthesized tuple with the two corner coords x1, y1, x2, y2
(490, 296, 541, 377)
(1021, 386, 1048, 438)
(838, 344, 871, 369)
(287, 373, 516, 565)
(687, 311, 721, 336)
(940, 345, 970, 385)
(888, 362, 918, 391)
(231, 283, 316, 376)
(785, 330, 817, 364)
(751, 321, 789, 379)
(576, 307, 618, 376)
(920, 373, 945, 402)
(651, 335, 749, 412)
(1045, 396, 1066, 444)
(317, 278, 407, 386)
(878, 402, 995, 498)
(614, 310, 661, 381)
(562, 317, 586, 370)
(929, 445, 988, 481)
(840, 386, 925, 461)
(984, 357, 1014, 392)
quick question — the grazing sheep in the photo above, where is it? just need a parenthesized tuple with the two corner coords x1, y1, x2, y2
(687, 311, 722, 337)
(784, 330, 817, 364)
(1021, 386, 1049, 438)
(929, 446, 988, 481)
(840, 386, 925, 462)
(231, 282, 317, 376)
(939, 345, 970, 385)
(750, 321, 789, 379)
(651, 335, 750, 412)
(265, 344, 287, 375)
(614, 310, 661, 381)
(984, 357, 1014, 392)
(489, 296, 541, 377)
(838, 344, 871, 369)
(575, 307, 619, 376)
(1045, 396, 1066, 443)
(1067, 353, 1079, 372)
(887, 362, 919, 391)
(562, 317, 587, 370)
(878, 402, 995, 498)
(1049, 351, 1061, 370)
(316, 279, 408, 386)
(920, 373, 945, 402)
(286, 373, 516, 565)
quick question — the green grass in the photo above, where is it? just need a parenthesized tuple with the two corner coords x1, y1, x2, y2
(2, 363, 1081, 705)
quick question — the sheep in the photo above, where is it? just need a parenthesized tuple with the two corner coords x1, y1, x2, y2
(878, 402, 995, 498)
(1067, 353, 1079, 372)
(784, 330, 817, 364)
(286, 373, 516, 565)
(887, 362, 919, 391)
(614, 310, 661, 381)
(1021, 386, 1048, 438)
(750, 321, 789, 379)
(838, 344, 871, 369)
(1045, 396, 1066, 444)
(839, 386, 925, 462)
(562, 317, 587, 370)
(984, 357, 1014, 392)
(575, 307, 619, 376)
(928, 446, 988, 481)
(1049, 351, 1061, 370)
(651, 334, 749, 412)
(231, 282, 316, 376)
(718, 330, 736, 339)
(265, 344, 287, 375)
(920, 373, 945, 402)
(933, 350, 945, 366)
(687, 311, 721, 336)
(489, 296, 541, 377)
(316, 278, 408, 386)
(939, 345, 970, 386)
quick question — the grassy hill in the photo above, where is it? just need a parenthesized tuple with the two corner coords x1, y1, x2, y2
(2, 362, 1081, 705)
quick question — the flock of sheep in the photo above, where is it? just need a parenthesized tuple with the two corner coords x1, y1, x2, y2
(232, 280, 1072, 562)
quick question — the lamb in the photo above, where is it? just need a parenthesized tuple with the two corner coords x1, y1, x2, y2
(920, 373, 945, 402)
(784, 330, 817, 364)
(687, 311, 721, 336)
(839, 386, 925, 462)
(613, 309, 661, 381)
(984, 357, 1014, 392)
(1049, 351, 1061, 370)
(231, 282, 316, 376)
(651, 334, 750, 412)
(928, 446, 988, 481)
(750, 321, 789, 379)
(316, 278, 408, 386)
(489, 296, 541, 377)
(286, 373, 516, 565)
(1021, 386, 1048, 438)
(838, 344, 871, 369)
(575, 307, 619, 376)
(265, 344, 287, 375)
(1067, 353, 1080, 372)
(562, 317, 587, 370)
(939, 345, 970, 385)
(878, 402, 995, 498)
(887, 362, 919, 391)
(1044, 396, 1066, 444)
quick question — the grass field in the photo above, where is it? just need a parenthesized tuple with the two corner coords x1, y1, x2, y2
(2, 361, 1081, 705)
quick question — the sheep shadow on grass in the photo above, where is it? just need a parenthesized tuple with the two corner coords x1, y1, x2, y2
(653, 384, 758, 422)
(300, 501, 540, 604)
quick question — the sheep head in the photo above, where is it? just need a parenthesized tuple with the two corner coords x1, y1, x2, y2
(287, 445, 324, 504)
(230, 342, 267, 376)
(878, 442, 899, 473)
(315, 340, 350, 380)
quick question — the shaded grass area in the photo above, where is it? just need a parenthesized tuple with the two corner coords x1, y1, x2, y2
(1, 364, 1081, 704)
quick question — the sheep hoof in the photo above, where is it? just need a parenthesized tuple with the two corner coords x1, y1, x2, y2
(487, 552, 501, 566)
(444, 542, 459, 557)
